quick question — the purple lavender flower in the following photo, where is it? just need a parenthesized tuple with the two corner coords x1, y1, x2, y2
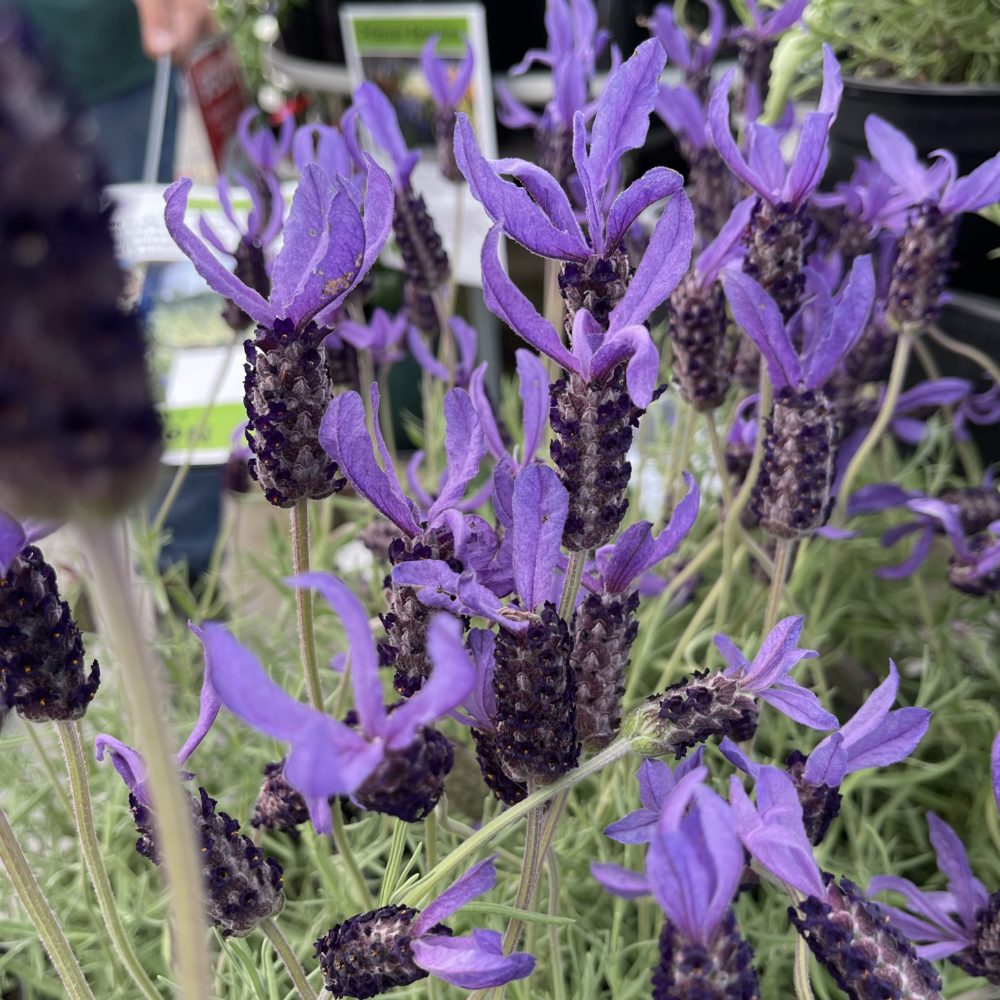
(315, 858, 534, 997)
(334, 307, 408, 370)
(870, 782, 1000, 985)
(0, 512, 98, 722)
(460, 38, 690, 333)
(165, 160, 392, 507)
(477, 175, 692, 549)
(711, 46, 843, 323)
(95, 667, 286, 938)
(865, 115, 1000, 329)
(198, 573, 475, 829)
(322, 385, 501, 693)
(353, 82, 451, 303)
(571, 473, 700, 747)
(392, 464, 581, 784)
(730, 765, 944, 999)
(421, 34, 475, 182)
(495, 0, 610, 183)
(197, 173, 284, 331)
(293, 121, 364, 191)
(722, 256, 875, 538)
(668, 196, 753, 410)
(594, 767, 760, 997)
(623, 616, 836, 759)
(408, 315, 479, 389)
(722, 660, 930, 843)
(645, 0, 725, 99)
(238, 108, 294, 177)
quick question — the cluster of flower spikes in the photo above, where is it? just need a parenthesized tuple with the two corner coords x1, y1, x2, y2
(456, 36, 695, 551)
(95, 662, 286, 938)
(164, 139, 394, 508)
(0, 11, 163, 522)
(0, 514, 99, 723)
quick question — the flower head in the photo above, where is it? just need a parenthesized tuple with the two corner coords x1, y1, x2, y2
(421, 35, 475, 112)
(732, 0, 809, 43)
(293, 121, 365, 194)
(408, 316, 479, 388)
(238, 108, 294, 175)
(0, 509, 55, 576)
(352, 81, 422, 190)
(333, 307, 408, 368)
(646, 0, 725, 79)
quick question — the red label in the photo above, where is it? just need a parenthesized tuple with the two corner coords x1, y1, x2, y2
(186, 36, 249, 170)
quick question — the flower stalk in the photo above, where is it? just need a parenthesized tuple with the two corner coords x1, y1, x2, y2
(290, 501, 324, 711)
(260, 918, 318, 1000)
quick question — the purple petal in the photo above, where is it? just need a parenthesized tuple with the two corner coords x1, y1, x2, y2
(927, 813, 988, 930)
(288, 572, 386, 737)
(421, 35, 452, 108)
(603, 808, 658, 844)
(605, 167, 685, 251)
(844, 706, 931, 774)
(495, 82, 542, 129)
(591, 862, 651, 898)
(876, 528, 935, 580)
(512, 464, 568, 611)
(177, 625, 222, 767)
(408, 327, 450, 382)
(802, 732, 848, 787)
(164, 179, 275, 327)
(94, 734, 150, 806)
(722, 268, 801, 388)
(406, 452, 435, 511)
(611, 192, 695, 328)
(694, 196, 755, 286)
(0, 509, 27, 576)
(782, 112, 835, 207)
(742, 616, 813, 691)
(412, 857, 496, 936)
(354, 82, 419, 185)
(907, 498, 970, 558)
(411, 931, 535, 990)
(197, 215, 231, 256)
(382, 613, 475, 750)
(492, 461, 515, 530)
(654, 83, 707, 150)
(320, 392, 421, 536)
(764, 0, 809, 35)
(451, 317, 479, 384)
(747, 124, 786, 196)
(588, 325, 660, 408)
(836, 659, 899, 749)
(718, 737, 761, 779)
(572, 111, 604, 248)
(469, 363, 508, 462)
(896, 378, 972, 413)
(515, 349, 549, 466)
(481, 225, 581, 374)
(847, 482, 915, 516)
(941, 150, 1000, 215)
(489, 157, 586, 245)
(865, 115, 933, 203)
(760, 681, 838, 731)
(715, 634, 749, 674)
(455, 115, 590, 260)
(428, 389, 486, 520)
(708, 71, 766, 198)
(992, 732, 1000, 817)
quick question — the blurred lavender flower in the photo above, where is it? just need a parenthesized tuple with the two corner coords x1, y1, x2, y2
(165, 159, 393, 507)
(623, 616, 836, 759)
(353, 82, 451, 305)
(572, 473, 700, 747)
(315, 858, 534, 997)
(865, 115, 1000, 329)
(668, 197, 753, 410)
(198, 574, 475, 829)
(495, 0, 611, 183)
(722, 659, 930, 843)
(335, 307, 408, 369)
(594, 766, 760, 997)
(871, 744, 1000, 988)
(645, 0, 725, 99)
(421, 35, 475, 182)
(0, 511, 98, 722)
(96, 665, 286, 938)
(408, 315, 479, 388)
(393, 464, 581, 784)
(730, 765, 944, 999)
(322, 386, 501, 694)
(723, 257, 874, 538)
(238, 107, 294, 177)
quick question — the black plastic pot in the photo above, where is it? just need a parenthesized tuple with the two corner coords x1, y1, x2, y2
(827, 76, 1000, 301)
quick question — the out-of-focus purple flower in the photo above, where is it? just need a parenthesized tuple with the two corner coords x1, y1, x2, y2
(470, 349, 549, 473)
(646, 0, 724, 95)
(293, 121, 364, 192)
(315, 858, 535, 995)
(333, 307, 408, 368)
(198, 575, 475, 831)
(408, 316, 479, 388)
(422, 35, 475, 111)
(954, 380, 1000, 443)
(733, 0, 810, 44)
(238, 108, 294, 175)
(0, 509, 56, 577)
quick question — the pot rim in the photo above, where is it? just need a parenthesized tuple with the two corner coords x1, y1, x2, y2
(842, 74, 1000, 98)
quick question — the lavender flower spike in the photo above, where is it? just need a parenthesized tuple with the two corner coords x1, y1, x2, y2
(731, 0, 808, 118)
(238, 108, 294, 176)
(645, 0, 725, 98)
(333, 307, 408, 369)
(623, 616, 836, 759)
(731, 765, 944, 999)
(723, 258, 875, 538)
(198, 576, 476, 830)
(315, 858, 534, 997)
(422, 34, 475, 182)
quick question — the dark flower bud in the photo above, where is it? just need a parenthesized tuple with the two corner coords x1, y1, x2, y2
(939, 486, 1000, 537)
(948, 535, 1000, 597)
(789, 874, 943, 1000)
(324, 335, 361, 392)
(743, 201, 808, 322)
(393, 185, 450, 294)
(315, 905, 447, 999)
(470, 727, 527, 806)
(843, 319, 895, 385)
(403, 280, 440, 336)
(653, 910, 760, 1000)
(785, 750, 842, 845)
(251, 761, 310, 837)
(623, 670, 759, 759)
(558, 250, 632, 335)
(686, 146, 737, 249)
(751, 387, 837, 539)
(571, 590, 639, 750)
(243, 319, 345, 508)
(131, 786, 285, 937)
(361, 519, 404, 562)
(0, 545, 99, 722)
(0, 14, 162, 519)
(668, 272, 735, 412)
(887, 202, 957, 330)
(735, 40, 775, 119)
(952, 891, 1000, 984)
(223, 238, 270, 332)
(493, 603, 580, 784)
(550, 365, 641, 552)
(535, 125, 575, 187)
(434, 110, 463, 183)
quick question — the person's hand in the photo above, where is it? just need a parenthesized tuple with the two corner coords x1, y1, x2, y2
(133, 0, 213, 64)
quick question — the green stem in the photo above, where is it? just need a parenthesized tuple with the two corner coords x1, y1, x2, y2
(425, 807, 438, 871)
(500, 801, 544, 956)
(401, 740, 632, 908)
(705, 413, 733, 511)
(433, 288, 456, 382)
(834, 333, 912, 521)
(260, 918, 318, 1000)
(357, 349, 377, 434)
(763, 538, 792, 635)
(0, 804, 95, 999)
(544, 850, 566, 1000)
(291, 501, 324, 711)
(78, 521, 212, 1000)
(928, 323, 1000, 387)
(331, 798, 372, 909)
(23, 722, 73, 816)
(558, 550, 588, 622)
(447, 180, 465, 315)
(56, 722, 162, 1000)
